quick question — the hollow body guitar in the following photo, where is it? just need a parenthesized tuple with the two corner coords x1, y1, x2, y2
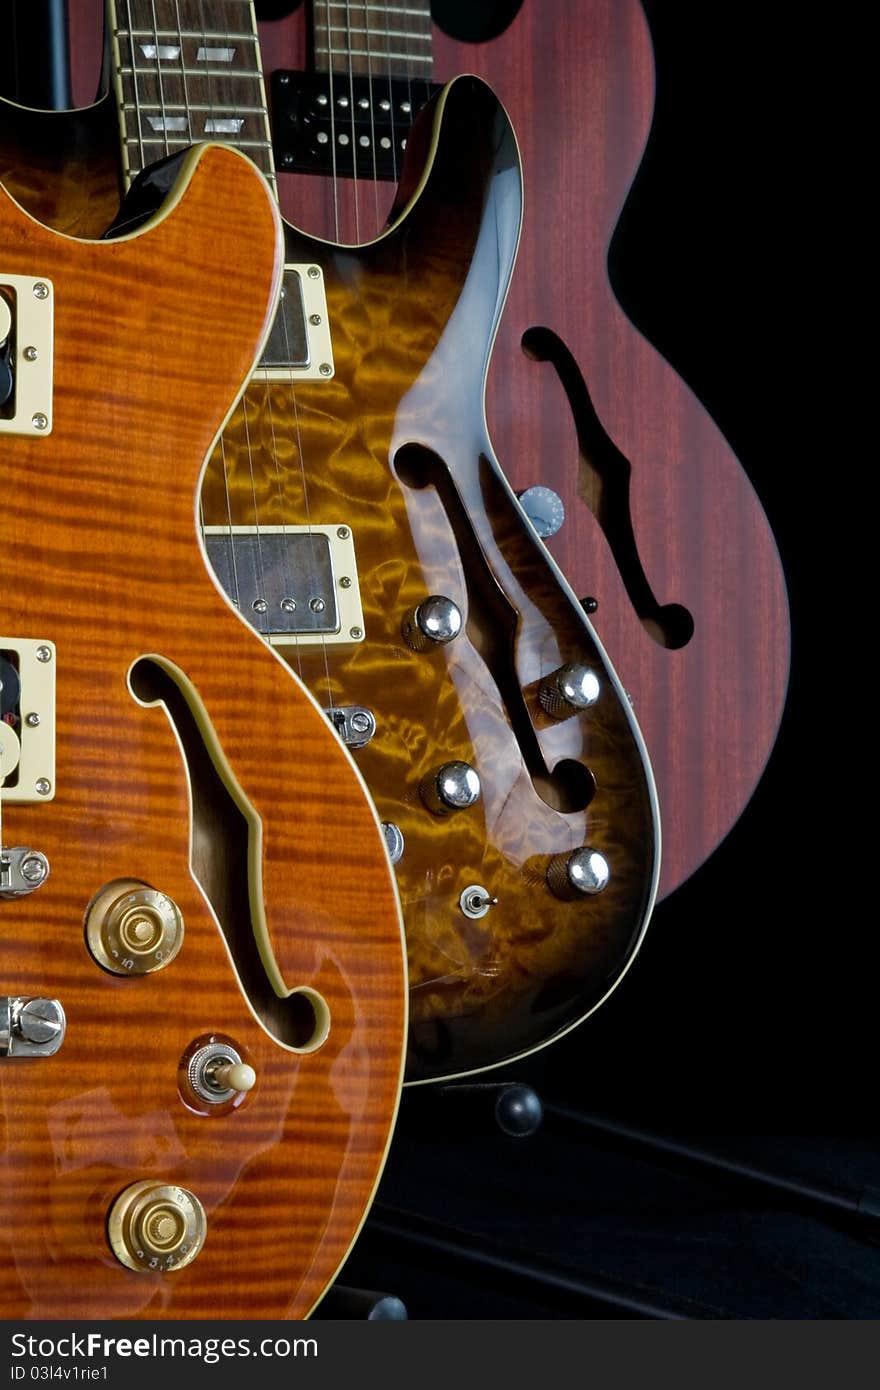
(260, 0, 791, 902)
(197, 76, 660, 1083)
(0, 145, 406, 1317)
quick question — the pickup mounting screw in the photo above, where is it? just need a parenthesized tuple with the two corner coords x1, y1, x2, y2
(319, 362, 332, 376)
(337, 526, 350, 539)
(25, 712, 40, 727)
(32, 413, 48, 430)
(339, 576, 352, 589)
(349, 626, 363, 640)
(35, 646, 52, 663)
(307, 266, 321, 279)
(32, 282, 49, 299)
(35, 778, 52, 796)
(309, 313, 322, 325)
(23, 346, 38, 362)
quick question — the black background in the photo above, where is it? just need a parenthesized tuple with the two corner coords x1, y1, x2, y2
(325, 0, 872, 1319)
(3, 0, 870, 1322)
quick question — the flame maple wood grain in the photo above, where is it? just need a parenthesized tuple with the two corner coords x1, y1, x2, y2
(0, 145, 406, 1318)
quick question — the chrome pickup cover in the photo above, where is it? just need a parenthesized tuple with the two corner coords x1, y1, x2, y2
(204, 525, 364, 647)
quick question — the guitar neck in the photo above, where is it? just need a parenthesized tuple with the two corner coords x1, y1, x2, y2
(311, 0, 434, 78)
(107, 0, 275, 189)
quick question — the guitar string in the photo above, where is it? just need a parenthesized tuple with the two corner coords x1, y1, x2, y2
(200, 0, 275, 648)
(323, 0, 341, 242)
(383, 0, 400, 195)
(210, 2, 332, 703)
(122, 0, 146, 177)
(264, 7, 337, 709)
(344, 0, 361, 244)
(169, 0, 232, 611)
(362, 1, 383, 235)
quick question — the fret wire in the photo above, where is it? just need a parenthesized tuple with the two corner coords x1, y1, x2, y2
(326, 25, 430, 39)
(126, 137, 272, 147)
(123, 101, 268, 111)
(118, 65, 261, 76)
(115, 29, 257, 39)
(325, 1, 429, 12)
(315, 47, 432, 62)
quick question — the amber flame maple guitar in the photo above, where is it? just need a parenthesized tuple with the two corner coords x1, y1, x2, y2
(0, 143, 406, 1318)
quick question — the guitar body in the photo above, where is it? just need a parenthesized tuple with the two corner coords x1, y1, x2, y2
(259, 0, 791, 901)
(0, 146, 405, 1317)
(198, 78, 660, 1083)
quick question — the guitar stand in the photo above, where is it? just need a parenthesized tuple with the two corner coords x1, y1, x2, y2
(405, 1081, 544, 1138)
(311, 1285, 408, 1320)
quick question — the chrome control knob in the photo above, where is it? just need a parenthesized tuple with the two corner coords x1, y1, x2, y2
(403, 595, 462, 650)
(85, 879, 184, 975)
(108, 1180, 207, 1272)
(538, 662, 600, 719)
(420, 760, 481, 815)
(546, 848, 610, 899)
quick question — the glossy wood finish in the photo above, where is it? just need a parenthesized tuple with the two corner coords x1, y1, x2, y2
(32, 10, 658, 1081)
(198, 78, 659, 1083)
(0, 145, 406, 1317)
(257, 0, 791, 901)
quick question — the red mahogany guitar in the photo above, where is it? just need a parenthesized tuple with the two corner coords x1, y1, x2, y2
(253, 0, 791, 902)
(0, 142, 406, 1317)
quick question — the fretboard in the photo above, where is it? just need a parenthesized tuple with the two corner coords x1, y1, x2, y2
(311, 0, 433, 78)
(109, 0, 275, 188)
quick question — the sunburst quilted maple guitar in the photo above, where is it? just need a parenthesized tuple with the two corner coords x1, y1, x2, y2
(0, 141, 406, 1318)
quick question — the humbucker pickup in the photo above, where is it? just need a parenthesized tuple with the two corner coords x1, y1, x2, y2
(0, 638, 55, 801)
(256, 264, 334, 380)
(204, 525, 364, 647)
(0, 274, 54, 436)
(270, 71, 441, 181)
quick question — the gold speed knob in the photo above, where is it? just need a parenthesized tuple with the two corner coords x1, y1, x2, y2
(108, 1180, 206, 1272)
(85, 879, 184, 975)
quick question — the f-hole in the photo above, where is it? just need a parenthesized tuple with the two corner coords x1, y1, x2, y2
(129, 657, 329, 1052)
(522, 325, 695, 650)
(394, 442, 595, 815)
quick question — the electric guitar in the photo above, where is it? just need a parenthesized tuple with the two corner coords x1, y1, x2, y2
(61, 0, 658, 1084)
(257, 0, 791, 903)
(0, 140, 406, 1317)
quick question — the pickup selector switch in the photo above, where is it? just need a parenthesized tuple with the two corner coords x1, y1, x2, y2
(403, 595, 462, 651)
(187, 1040, 256, 1104)
(86, 879, 184, 975)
